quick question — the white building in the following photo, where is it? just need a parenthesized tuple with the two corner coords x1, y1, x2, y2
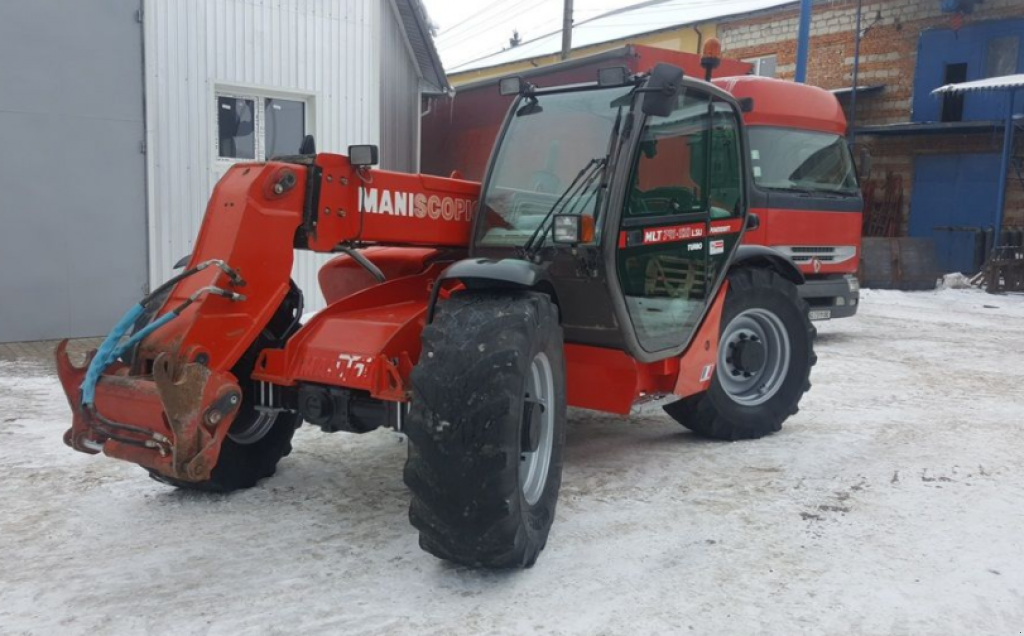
(0, 0, 446, 342)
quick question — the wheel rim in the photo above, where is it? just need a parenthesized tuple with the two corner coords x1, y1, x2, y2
(520, 352, 555, 506)
(227, 408, 279, 445)
(717, 308, 791, 406)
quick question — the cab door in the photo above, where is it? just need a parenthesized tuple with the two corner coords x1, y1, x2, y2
(616, 92, 744, 354)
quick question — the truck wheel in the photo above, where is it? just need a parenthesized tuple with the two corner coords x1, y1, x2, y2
(149, 286, 304, 492)
(404, 291, 566, 569)
(663, 268, 816, 440)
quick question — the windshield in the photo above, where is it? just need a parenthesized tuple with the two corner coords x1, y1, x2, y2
(748, 127, 858, 195)
(477, 86, 633, 247)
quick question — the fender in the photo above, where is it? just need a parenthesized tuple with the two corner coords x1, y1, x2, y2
(731, 245, 805, 285)
(427, 258, 555, 322)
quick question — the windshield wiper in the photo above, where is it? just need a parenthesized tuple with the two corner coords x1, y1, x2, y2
(767, 184, 852, 198)
(521, 157, 607, 258)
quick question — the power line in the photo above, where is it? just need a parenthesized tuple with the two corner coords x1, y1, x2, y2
(442, 0, 554, 68)
(437, 0, 550, 44)
(434, 0, 505, 37)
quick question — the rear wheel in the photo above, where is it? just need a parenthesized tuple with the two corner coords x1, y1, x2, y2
(149, 285, 304, 492)
(664, 268, 816, 440)
(404, 291, 566, 569)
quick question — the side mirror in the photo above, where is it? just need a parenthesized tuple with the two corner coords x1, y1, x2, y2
(348, 144, 379, 168)
(552, 214, 596, 245)
(641, 63, 684, 118)
(850, 143, 872, 181)
(746, 213, 761, 231)
(858, 147, 873, 181)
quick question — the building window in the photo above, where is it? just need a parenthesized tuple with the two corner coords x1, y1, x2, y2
(986, 36, 1020, 78)
(215, 90, 310, 162)
(744, 55, 777, 78)
(265, 98, 306, 157)
(217, 96, 256, 160)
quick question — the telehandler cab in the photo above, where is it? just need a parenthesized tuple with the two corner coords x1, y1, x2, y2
(56, 61, 815, 568)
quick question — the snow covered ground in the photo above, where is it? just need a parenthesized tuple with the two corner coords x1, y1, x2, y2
(2, 288, 1023, 636)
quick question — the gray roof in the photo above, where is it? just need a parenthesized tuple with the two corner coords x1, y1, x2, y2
(393, 0, 448, 92)
(932, 74, 1024, 94)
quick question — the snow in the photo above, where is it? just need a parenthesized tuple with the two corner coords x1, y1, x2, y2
(451, 0, 796, 72)
(3, 288, 1024, 635)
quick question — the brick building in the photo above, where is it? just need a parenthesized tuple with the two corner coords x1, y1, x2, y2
(719, 0, 1024, 273)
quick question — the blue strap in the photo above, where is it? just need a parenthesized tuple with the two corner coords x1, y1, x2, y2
(81, 304, 146, 406)
(112, 311, 176, 362)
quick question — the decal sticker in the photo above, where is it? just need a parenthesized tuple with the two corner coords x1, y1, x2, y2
(710, 239, 725, 255)
(687, 241, 703, 252)
(709, 219, 744, 235)
(359, 187, 476, 223)
(700, 364, 714, 383)
(640, 223, 705, 246)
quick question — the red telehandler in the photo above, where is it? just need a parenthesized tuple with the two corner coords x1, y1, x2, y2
(56, 61, 815, 569)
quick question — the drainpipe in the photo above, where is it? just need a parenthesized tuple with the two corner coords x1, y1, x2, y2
(693, 25, 704, 55)
(994, 89, 1018, 249)
(849, 0, 864, 144)
(795, 0, 812, 83)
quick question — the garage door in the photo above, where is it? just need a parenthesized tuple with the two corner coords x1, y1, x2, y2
(909, 153, 1001, 275)
(0, 1, 147, 342)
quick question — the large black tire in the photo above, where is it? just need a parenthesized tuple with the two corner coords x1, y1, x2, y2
(663, 268, 816, 440)
(149, 286, 304, 492)
(404, 291, 566, 569)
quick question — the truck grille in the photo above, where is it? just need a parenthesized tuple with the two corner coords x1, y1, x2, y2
(777, 246, 857, 265)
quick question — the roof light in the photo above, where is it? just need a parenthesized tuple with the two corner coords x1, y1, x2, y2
(597, 66, 630, 87)
(499, 76, 523, 96)
(701, 38, 722, 81)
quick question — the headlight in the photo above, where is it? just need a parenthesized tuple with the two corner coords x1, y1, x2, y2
(846, 276, 860, 293)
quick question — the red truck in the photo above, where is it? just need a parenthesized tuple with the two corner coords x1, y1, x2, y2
(423, 45, 862, 320)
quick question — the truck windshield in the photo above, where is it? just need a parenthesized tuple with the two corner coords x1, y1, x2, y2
(748, 127, 858, 195)
(477, 86, 633, 247)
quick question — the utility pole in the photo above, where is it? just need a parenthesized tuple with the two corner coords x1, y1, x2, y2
(561, 0, 573, 60)
(795, 0, 812, 83)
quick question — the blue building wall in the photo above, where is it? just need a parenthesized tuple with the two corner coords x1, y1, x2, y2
(912, 18, 1024, 122)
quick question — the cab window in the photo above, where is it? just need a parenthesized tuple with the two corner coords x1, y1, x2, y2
(617, 93, 745, 353)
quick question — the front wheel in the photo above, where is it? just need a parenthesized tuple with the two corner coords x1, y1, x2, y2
(404, 291, 566, 569)
(149, 284, 304, 492)
(664, 268, 816, 440)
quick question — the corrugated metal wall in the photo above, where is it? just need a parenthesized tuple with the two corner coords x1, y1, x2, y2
(380, 1, 421, 173)
(144, 0, 422, 311)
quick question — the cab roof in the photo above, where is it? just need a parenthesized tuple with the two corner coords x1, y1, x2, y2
(712, 76, 848, 136)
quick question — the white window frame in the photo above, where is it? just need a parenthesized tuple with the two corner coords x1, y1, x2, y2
(744, 55, 778, 78)
(212, 84, 317, 166)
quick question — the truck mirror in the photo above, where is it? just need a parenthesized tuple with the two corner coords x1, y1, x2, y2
(858, 147, 873, 180)
(851, 143, 872, 180)
(641, 63, 684, 118)
(746, 213, 761, 231)
(348, 144, 379, 168)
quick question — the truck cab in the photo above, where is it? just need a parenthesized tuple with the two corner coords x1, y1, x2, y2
(714, 76, 862, 320)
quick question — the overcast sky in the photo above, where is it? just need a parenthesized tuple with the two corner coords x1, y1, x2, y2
(422, 0, 638, 71)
